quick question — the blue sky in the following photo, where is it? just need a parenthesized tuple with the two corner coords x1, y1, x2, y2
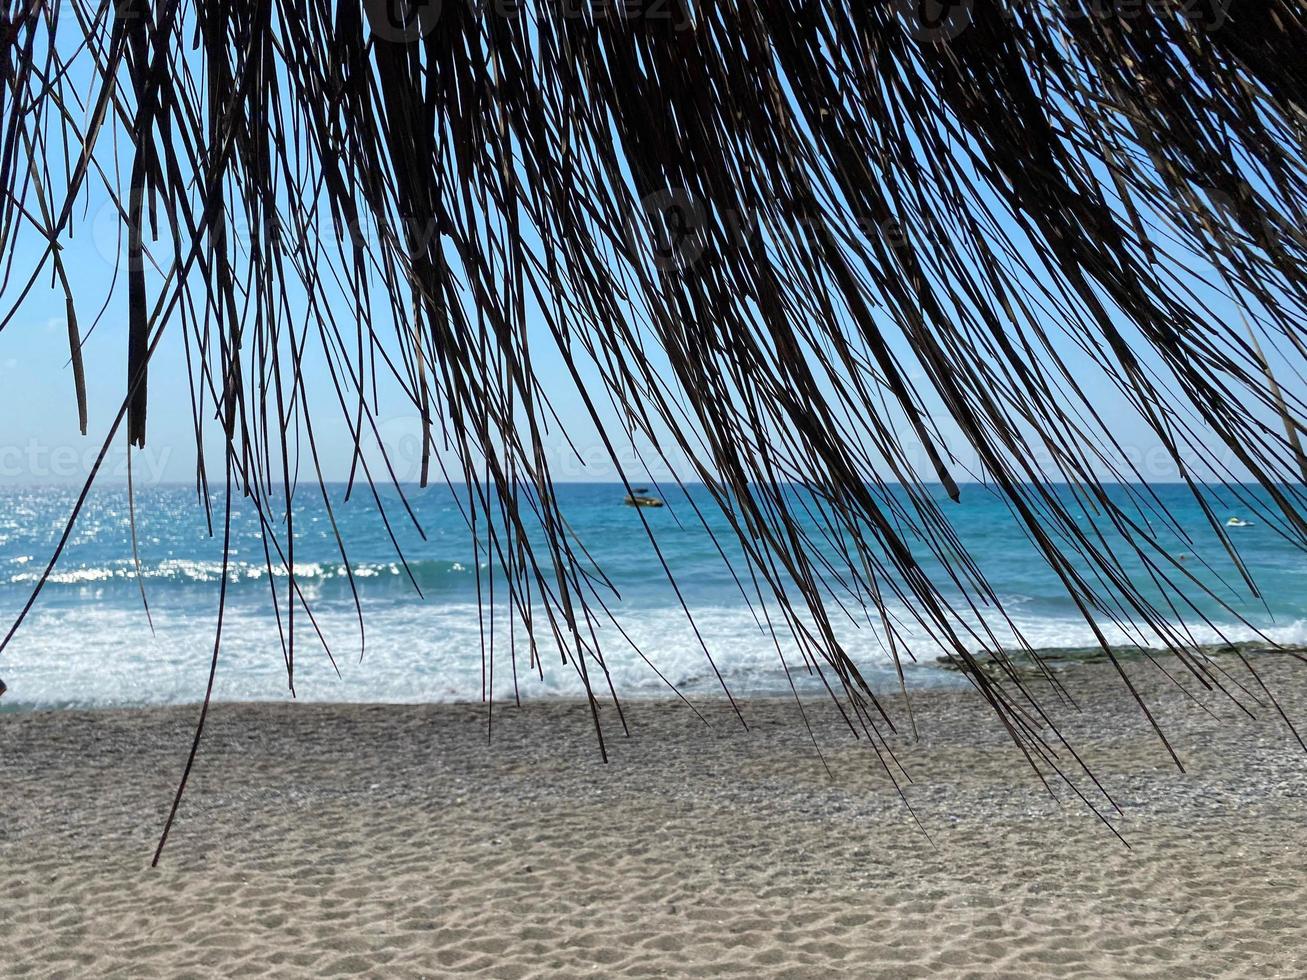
(0, 178, 1276, 490)
(1, 29, 1296, 493)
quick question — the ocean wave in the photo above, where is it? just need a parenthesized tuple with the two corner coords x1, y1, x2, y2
(7, 557, 478, 588)
(0, 484, 1302, 711)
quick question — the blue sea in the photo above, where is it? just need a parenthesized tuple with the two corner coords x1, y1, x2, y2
(0, 483, 1302, 710)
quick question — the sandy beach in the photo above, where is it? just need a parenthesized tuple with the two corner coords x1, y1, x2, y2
(4, 653, 1307, 978)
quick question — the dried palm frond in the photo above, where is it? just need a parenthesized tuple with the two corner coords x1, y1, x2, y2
(1, 0, 1304, 858)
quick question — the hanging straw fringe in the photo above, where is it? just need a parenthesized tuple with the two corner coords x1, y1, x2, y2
(1, 0, 1304, 853)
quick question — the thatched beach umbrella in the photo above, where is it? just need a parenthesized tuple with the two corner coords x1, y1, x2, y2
(0, 0, 1303, 859)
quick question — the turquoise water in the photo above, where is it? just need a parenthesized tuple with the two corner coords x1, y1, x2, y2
(0, 483, 1302, 709)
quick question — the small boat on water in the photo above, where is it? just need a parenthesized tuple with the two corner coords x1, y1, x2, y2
(1226, 517, 1252, 527)
(623, 488, 664, 508)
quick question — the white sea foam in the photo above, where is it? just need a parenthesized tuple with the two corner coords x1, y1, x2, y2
(1, 598, 1302, 710)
